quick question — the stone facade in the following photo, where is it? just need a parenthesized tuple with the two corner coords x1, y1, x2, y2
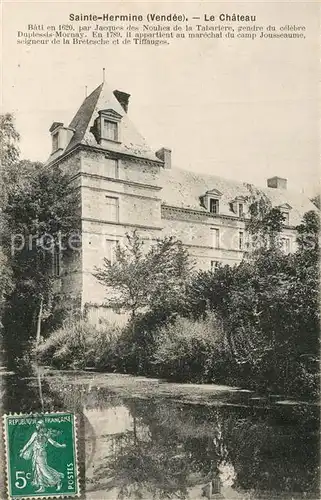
(46, 81, 316, 322)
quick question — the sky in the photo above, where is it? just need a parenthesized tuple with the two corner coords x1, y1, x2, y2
(2, 1, 320, 196)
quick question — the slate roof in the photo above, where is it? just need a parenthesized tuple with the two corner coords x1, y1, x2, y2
(50, 82, 316, 227)
(159, 167, 316, 226)
(64, 82, 159, 162)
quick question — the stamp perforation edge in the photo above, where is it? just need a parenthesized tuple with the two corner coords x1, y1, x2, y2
(2, 412, 81, 500)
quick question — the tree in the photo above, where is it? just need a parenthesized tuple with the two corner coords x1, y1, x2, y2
(296, 210, 319, 252)
(185, 206, 319, 396)
(0, 114, 80, 357)
(0, 249, 14, 327)
(95, 231, 191, 320)
(244, 184, 285, 251)
(0, 113, 20, 195)
(0, 113, 20, 328)
(2, 163, 80, 352)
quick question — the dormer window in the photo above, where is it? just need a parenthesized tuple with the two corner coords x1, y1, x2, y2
(92, 109, 122, 145)
(49, 121, 74, 155)
(230, 196, 247, 217)
(210, 199, 219, 214)
(201, 189, 223, 215)
(278, 203, 292, 226)
(104, 119, 118, 141)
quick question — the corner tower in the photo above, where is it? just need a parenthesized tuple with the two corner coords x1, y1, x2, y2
(47, 80, 165, 322)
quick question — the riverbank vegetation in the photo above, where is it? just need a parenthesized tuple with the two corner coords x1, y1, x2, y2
(1, 114, 319, 399)
(36, 209, 319, 399)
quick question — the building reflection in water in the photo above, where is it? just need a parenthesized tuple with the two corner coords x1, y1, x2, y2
(2, 369, 319, 500)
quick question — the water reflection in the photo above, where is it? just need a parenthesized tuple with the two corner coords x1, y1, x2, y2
(1, 366, 320, 500)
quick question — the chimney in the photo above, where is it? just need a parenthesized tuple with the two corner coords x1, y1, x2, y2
(113, 90, 130, 113)
(156, 147, 172, 169)
(267, 176, 287, 190)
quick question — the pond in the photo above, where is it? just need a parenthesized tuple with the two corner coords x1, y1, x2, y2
(1, 365, 320, 499)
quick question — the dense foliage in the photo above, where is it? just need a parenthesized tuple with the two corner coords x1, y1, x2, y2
(37, 208, 319, 399)
(0, 114, 79, 362)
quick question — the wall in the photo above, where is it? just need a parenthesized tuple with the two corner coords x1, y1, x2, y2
(48, 150, 83, 314)
(161, 206, 299, 271)
(80, 150, 162, 229)
(79, 149, 163, 312)
(162, 206, 247, 269)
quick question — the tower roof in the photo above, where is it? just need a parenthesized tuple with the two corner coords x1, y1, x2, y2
(59, 81, 160, 162)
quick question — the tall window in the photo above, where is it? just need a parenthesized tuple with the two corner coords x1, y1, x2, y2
(104, 120, 118, 141)
(239, 231, 244, 250)
(238, 203, 244, 217)
(281, 237, 290, 253)
(105, 196, 119, 222)
(105, 158, 119, 178)
(52, 132, 59, 151)
(211, 228, 220, 249)
(209, 199, 219, 214)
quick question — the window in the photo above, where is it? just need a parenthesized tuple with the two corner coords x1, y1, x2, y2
(209, 198, 219, 214)
(239, 231, 244, 250)
(52, 132, 59, 151)
(105, 196, 119, 222)
(239, 203, 244, 217)
(282, 212, 289, 225)
(211, 260, 219, 271)
(211, 228, 220, 248)
(105, 158, 119, 178)
(104, 120, 118, 141)
(52, 246, 61, 277)
(281, 237, 290, 253)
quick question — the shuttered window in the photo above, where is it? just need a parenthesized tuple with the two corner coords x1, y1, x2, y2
(104, 120, 118, 141)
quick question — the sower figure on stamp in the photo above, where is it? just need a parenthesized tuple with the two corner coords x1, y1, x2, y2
(19, 419, 66, 493)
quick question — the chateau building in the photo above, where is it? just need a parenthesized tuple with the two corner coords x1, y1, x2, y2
(47, 80, 316, 322)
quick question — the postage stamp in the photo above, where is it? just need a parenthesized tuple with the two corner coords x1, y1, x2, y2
(3, 412, 80, 499)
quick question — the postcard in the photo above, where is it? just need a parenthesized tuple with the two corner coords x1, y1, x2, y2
(1, 1, 319, 499)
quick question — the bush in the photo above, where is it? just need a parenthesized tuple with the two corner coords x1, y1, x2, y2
(152, 314, 230, 383)
(35, 319, 123, 370)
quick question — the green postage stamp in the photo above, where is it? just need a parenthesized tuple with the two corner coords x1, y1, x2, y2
(3, 412, 80, 499)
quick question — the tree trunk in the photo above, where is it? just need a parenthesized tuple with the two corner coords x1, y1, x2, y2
(36, 295, 43, 348)
(37, 366, 44, 412)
